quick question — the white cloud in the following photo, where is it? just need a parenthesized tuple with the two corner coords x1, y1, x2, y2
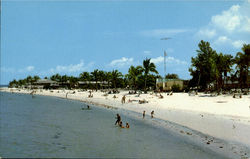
(196, 2, 250, 49)
(49, 60, 91, 74)
(213, 36, 248, 49)
(140, 29, 189, 38)
(1, 65, 35, 73)
(151, 56, 164, 64)
(151, 56, 188, 65)
(143, 51, 152, 55)
(26, 66, 35, 72)
(211, 5, 242, 32)
(214, 36, 230, 44)
(1, 67, 15, 73)
(109, 57, 134, 67)
(197, 28, 216, 38)
(232, 40, 247, 48)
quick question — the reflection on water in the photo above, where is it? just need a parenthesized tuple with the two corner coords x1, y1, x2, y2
(0, 92, 227, 158)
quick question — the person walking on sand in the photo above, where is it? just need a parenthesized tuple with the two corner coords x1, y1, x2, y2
(121, 95, 126, 104)
(143, 110, 145, 119)
(115, 114, 121, 125)
(151, 110, 154, 118)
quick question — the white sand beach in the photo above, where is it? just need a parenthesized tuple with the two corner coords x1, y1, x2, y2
(1, 87, 250, 158)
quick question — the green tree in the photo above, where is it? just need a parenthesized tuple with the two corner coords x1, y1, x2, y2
(234, 44, 250, 88)
(91, 69, 100, 90)
(189, 40, 217, 90)
(165, 73, 179, 79)
(79, 72, 91, 81)
(215, 53, 233, 90)
(142, 58, 158, 92)
(127, 65, 143, 91)
(111, 70, 123, 89)
(50, 73, 62, 82)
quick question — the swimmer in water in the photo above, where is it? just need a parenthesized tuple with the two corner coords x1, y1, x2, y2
(119, 121, 125, 128)
(126, 122, 130, 128)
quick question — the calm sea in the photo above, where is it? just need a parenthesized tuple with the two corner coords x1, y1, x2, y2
(0, 92, 227, 158)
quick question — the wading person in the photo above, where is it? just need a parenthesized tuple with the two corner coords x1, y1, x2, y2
(151, 110, 154, 118)
(126, 122, 130, 128)
(143, 110, 145, 119)
(115, 114, 121, 125)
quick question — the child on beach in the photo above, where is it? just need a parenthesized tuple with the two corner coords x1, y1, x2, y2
(151, 110, 154, 118)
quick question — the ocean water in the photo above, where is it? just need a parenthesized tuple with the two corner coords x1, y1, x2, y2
(0, 92, 227, 158)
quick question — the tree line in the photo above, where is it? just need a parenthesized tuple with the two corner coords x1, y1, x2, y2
(9, 58, 160, 92)
(9, 40, 250, 92)
(189, 40, 249, 91)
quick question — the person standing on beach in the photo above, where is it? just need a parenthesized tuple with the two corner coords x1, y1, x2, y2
(143, 110, 145, 119)
(151, 110, 154, 118)
(115, 114, 121, 125)
(121, 95, 126, 104)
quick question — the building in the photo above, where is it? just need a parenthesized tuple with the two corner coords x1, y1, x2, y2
(33, 79, 59, 89)
(156, 78, 184, 91)
(78, 81, 110, 89)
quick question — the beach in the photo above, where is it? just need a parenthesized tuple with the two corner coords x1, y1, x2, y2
(1, 87, 250, 158)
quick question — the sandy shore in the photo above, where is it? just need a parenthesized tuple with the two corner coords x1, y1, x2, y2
(1, 87, 250, 158)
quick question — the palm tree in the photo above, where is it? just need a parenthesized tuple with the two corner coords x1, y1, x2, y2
(127, 65, 143, 91)
(79, 72, 91, 81)
(111, 70, 123, 89)
(50, 73, 61, 82)
(105, 71, 112, 89)
(142, 58, 158, 92)
(91, 69, 100, 90)
(234, 44, 250, 88)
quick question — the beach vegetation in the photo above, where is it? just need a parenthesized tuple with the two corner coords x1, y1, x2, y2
(142, 58, 158, 93)
(172, 84, 181, 92)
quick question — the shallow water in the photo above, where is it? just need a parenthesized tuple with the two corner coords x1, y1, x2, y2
(0, 92, 227, 158)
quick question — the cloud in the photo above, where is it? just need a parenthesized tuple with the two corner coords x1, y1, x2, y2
(140, 29, 189, 38)
(143, 51, 152, 55)
(211, 5, 242, 32)
(151, 56, 188, 65)
(49, 60, 93, 74)
(109, 57, 134, 67)
(26, 66, 35, 72)
(1, 67, 15, 73)
(196, 2, 250, 49)
(1, 66, 35, 73)
(196, 28, 216, 39)
(18, 65, 35, 73)
(213, 36, 248, 49)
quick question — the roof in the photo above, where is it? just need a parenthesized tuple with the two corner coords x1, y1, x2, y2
(78, 81, 109, 84)
(35, 79, 58, 84)
(156, 78, 184, 83)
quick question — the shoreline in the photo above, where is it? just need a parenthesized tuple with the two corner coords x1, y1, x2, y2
(1, 87, 250, 158)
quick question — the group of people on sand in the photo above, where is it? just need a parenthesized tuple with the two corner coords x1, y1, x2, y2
(115, 114, 129, 128)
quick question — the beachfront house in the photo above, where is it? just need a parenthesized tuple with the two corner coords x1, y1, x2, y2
(78, 81, 110, 89)
(33, 79, 59, 89)
(156, 78, 184, 91)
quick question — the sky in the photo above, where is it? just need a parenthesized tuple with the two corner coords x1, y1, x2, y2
(1, 0, 250, 84)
